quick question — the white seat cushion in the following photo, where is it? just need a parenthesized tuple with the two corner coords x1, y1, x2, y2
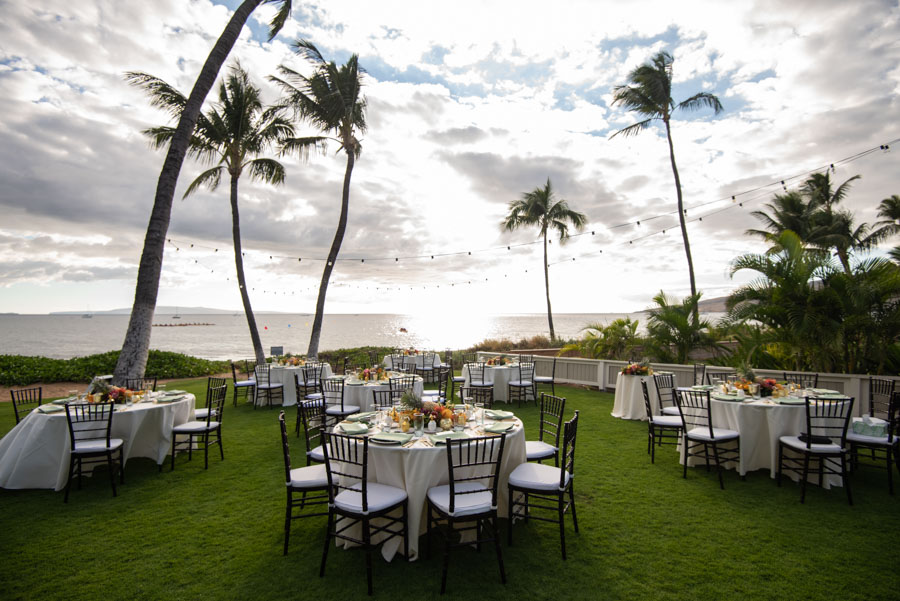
(508, 462, 570, 491)
(661, 406, 681, 416)
(304, 393, 324, 401)
(288, 464, 328, 489)
(847, 431, 896, 446)
(686, 427, 739, 442)
(452, 376, 466, 382)
(194, 407, 210, 419)
(533, 376, 553, 383)
(509, 380, 533, 387)
(73, 438, 124, 453)
(651, 415, 683, 427)
(335, 482, 407, 514)
(173, 420, 220, 433)
(308, 445, 326, 463)
(326, 405, 360, 416)
(257, 383, 283, 390)
(427, 481, 493, 517)
(780, 435, 843, 453)
(525, 440, 557, 460)
(235, 380, 255, 387)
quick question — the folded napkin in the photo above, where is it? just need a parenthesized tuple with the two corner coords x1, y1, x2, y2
(484, 422, 514, 433)
(164, 389, 187, 395)
(691, 385, 714, 390)
(156, 396, 183, 403)
(345, 380, 364, 386)
(346, 411, 377, 422)
(816, 394, 850, 400)
(52, 397, 77, 405)
(428, 431, 470, 444)
(338, 422, 369, 435)
(370, 432, 413, 445)
(778, 397, 806, 405)
(484, 409, 514, 420)
(810, 388, 840, 395)
(37, 404, 65, 414)
(711, 393, 742, 402)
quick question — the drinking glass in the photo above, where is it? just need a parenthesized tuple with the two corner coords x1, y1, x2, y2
(414, 412, 424, 437)
(453, 409, 466, 432)
(475, 402, 484, 427)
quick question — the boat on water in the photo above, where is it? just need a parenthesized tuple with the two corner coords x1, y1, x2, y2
(173, 307, 181, 319)
(81, 313, 93, 319)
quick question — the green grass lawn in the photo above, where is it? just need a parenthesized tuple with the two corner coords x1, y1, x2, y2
(1, 380, 898, 600)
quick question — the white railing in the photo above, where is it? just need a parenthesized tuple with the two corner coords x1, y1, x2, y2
(476, 352, 894, 416)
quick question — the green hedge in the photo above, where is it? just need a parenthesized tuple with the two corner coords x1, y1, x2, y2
(0, 351, 230, 387)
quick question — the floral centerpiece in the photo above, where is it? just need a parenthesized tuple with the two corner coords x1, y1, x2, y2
(402, 348, 420, 356)
(755, 378, 782, 397)
(276, 354, 306, 366)
(86, 378, 131, 404)
(486, 355, 511, 366)
(360, 366, 388, 381)
(621, 362, 651, 376)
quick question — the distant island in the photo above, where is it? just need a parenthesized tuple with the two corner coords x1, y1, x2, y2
(49, 306, 297, 316)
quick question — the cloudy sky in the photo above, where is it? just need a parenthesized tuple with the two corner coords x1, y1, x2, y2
(1, 0, 899, 317)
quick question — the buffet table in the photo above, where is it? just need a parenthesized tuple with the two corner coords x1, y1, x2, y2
(0, 394, 195, 491)
(611, 372, 660, 420)
(462, 364, 532, 403)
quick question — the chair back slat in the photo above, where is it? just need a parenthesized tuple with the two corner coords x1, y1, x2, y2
(784, 372, 819, 388)
(65, 402, 114, 449)
(466, 362, 487, 385)
(641, 380, 653, 419)
(445, 435, 506, 514)
(869, 377, 895, 419)
(539, 393, 566, 446)
(323, 378, 346, 412)
(279, 411, 293, 483)
(460, 386, 493, 409)
(692, 364, 706, 387)
(124, 377, 157, 392)
(676, 389, 716, 438)
(389, 375, 416, 396)
(205, 377, 227, 424)
(560, 410, 579, 487)
(11, 387, 42, 423)
(323, 432, 369, 511)
(518, 362, 535, 382)
(653, 373, 676, 410)
(299, 399, 328, 454)
(254, 364, 272, 386)
(802, 396, 854, 448)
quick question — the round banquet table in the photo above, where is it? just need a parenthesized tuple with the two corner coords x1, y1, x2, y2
(611, 372, 660, 420)
(342, 377, 424, 412)
(676, 389, 847, 487)
(462, 364, 533, 404)
(269, 363, 334, 406)
(0, 394, 195, 491)
(332, 415, 526, 561)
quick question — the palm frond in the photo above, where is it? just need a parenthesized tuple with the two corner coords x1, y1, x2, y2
(609, 118, 654, 139)
(124, 71, 187, 120)
(183, 167, 224, 199)
(246, 158, 285, 185)
(264, 0, 292, 40)
(677, 92, 723, 114)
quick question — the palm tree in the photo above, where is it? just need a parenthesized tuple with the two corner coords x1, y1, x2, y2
(271, 40, 367, 358)
(644, 291, 718, 364)
(114, 0, 293, 383)
(561, 318, 641, 360)
(127, 64, 299, 364)
(745, 191, 818, 248)
(501, 178, 586, 340)
(868, 194, 900, 261)
(610, 50, 723, 314)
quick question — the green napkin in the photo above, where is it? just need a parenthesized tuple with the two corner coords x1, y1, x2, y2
(428, 431, 470, 444)
(37, 404, 65, 414)
(712, 393, 741, 402)
(338, 422, 369, 435)
(691, 385, 714, 390)
(164, 389, 187, 394)
(369, 432, 413, 445)
(778, 397, 806, 405)
(156, 396, 183, 403)
(52, 397, 77, 405)
(346, 411, 377, 422)
(485, 422, 514, 433)
(810, 388, 839, 395)
(484, 409, 514, 420)
(817, 394, 850, 400)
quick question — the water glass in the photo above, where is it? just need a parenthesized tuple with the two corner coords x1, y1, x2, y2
(475, 402, 484, 427)
(414, 412, 424, 437)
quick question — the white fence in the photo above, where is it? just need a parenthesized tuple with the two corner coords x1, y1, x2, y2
(476, 352, 894, 417)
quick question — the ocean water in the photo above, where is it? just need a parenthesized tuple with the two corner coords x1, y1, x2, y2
(0, 312, 650, 360)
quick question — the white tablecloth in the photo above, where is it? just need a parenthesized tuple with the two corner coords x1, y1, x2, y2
(343, 378, 424, 412)
(462, 364, 532, 403)
(0, 395, 195, 491)
(677, 394, 842, 488)
(335, 417, 526, 561)
(611, 373, 658, 420)
(269, 364, 334, 406)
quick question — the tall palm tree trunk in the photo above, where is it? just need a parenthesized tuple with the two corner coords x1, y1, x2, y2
(543, 231, 556, 340)
(664, 120, 699, 322)
(230, 174, 266, 364)
(308, 152, 354, 357)
(114, 0, 264, 383)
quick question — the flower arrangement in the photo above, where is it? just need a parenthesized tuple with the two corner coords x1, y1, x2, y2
(622, 362, 651, 376)
(360, 366, 387, 381)
(86, 378, 131, 404)
(276, 354, 306, 366)
(755, 378, 782, 397)
(486, 355, 511, 366)
(402, 348, 419, 356)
